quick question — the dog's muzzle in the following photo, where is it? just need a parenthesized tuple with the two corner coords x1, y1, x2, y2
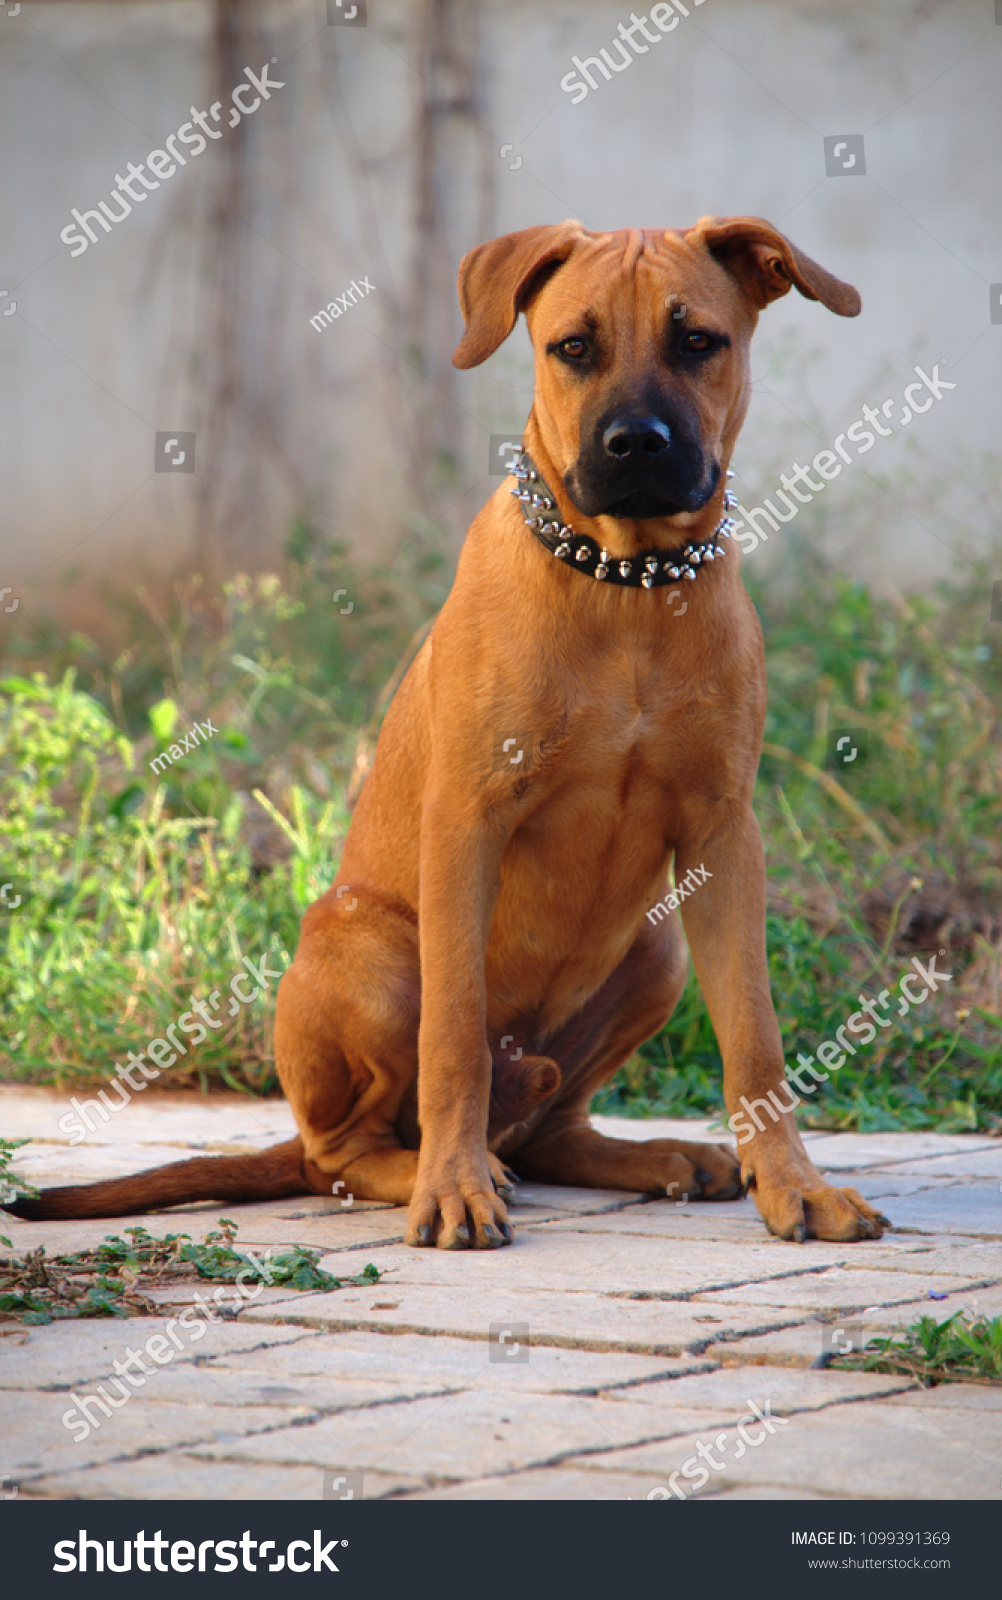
(567, 402, 714, 520)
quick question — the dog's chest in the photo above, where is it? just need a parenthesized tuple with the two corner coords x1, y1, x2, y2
(554, 646, 725, 791)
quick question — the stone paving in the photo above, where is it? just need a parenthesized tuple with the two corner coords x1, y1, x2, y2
(1, 1085, 1000, 1500)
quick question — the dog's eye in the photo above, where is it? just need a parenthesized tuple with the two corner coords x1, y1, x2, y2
(682, 331, 716, 354)
(558, 338, 587, 359)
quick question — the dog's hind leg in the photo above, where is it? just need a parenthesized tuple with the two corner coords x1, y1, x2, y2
(274, 888, 428, 1204)
(278, 890, 565, 1211)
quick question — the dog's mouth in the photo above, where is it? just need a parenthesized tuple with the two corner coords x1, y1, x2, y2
(590, 484, 713, 521)
(565, 466, 719, 523)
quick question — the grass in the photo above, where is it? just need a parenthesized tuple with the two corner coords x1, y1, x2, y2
(1, 508, 1000, 1135)
(0, 1218, 382, 1324)
(831, 1310, 1002, 1386)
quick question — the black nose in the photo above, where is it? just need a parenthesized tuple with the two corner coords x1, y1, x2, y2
(602, 414, 671, 461)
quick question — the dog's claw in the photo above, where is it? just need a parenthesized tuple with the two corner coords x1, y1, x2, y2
(710, 1175, 744, 1201)
(499, 1221, 512, 1243)
(443, 1223, 470, 1249)
(481, 1223, 498, 1245)
(793, 1222, 806, 1244)
(415, 1224, 432, 1246)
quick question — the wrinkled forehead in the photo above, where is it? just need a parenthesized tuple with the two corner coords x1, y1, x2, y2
(526, 227, 753, 336)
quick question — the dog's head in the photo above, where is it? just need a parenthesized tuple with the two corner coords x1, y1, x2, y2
(454, 219, 859, 523)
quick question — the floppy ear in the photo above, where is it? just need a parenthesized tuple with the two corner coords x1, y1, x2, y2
(685, 215, 861, 317)
(452, 221, 586, 369)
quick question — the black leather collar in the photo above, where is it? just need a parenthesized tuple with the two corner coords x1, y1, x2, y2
(509, 446, 738, 589)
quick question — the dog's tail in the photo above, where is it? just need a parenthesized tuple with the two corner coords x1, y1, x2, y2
(4, 1137, 310, 1221)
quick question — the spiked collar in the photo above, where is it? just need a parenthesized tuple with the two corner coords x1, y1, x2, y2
(509, 446, 738, 589)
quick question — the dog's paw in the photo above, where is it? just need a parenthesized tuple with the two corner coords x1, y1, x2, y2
(647, 1139, 744, 1202)
(405, 1157, 513, 1250)
(748, 1172, 889, 1243)
(488, 1151, 518, 1202)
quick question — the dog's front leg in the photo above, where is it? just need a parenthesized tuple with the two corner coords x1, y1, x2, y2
(405, 794, 513, 1250)
(676, 810, 888, 1243)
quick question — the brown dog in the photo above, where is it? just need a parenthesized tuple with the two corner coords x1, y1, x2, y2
(14, 218, 888, 1249)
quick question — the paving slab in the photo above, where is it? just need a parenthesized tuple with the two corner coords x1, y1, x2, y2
(696, 1267, 991, 1314)
(188, 1389, 739, 1482)
(397, 1466, 683, 1500)
(706, 1324, 827, 1369)
(864, 1182, 1002, 1238)
(3, 1088, 999, 1501)
(863, 1150, 1002, 1180)
(864, 1284, 1002, 1320)
(311, 1233, 858, 1301)
(842, 1240, 1002, 1278)
(564, 1399, 1002, 1498)
(794, 1131, 1000, 1171)
(599, 1366, 915, 1413)
(528, 1205, 906, 1258)
(3, 1387, 307, 1482)
(8, 1142, 249, 1187)
(0, 1084, 297, 1146)
(699, 1485, 838, 1499)
(884, 1383, 1002, 1411)
(199, 1330, 712, 1394)
(503, 1184, 648, 1214)
(126, 1363, 456, 1412)
(819, 1174, 952, 1201)
(531, 1198, 786, 1244)
(238, 1282, 810, 1355)
(398, 1468, 839, 1500)
(23, 1456, 415, 1500)
(0, 1317, 311, 1390)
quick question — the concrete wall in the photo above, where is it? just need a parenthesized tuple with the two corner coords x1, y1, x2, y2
(1, 0, 1000, 626)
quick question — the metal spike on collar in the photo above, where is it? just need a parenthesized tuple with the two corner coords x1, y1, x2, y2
(507, 446, 730, 590)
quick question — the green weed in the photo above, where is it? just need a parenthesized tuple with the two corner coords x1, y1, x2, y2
(831, 1310, 1002, 1386)
(0, 1218, 381, 1324)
